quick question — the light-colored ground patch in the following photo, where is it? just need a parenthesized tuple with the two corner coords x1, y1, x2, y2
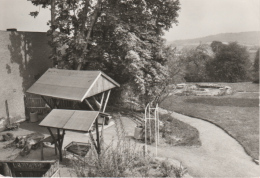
(165, 111, 260, 177)
(1, 113, 259, 177)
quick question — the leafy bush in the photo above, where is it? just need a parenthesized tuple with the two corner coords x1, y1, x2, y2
(70, 114, 188, 177)
(160, 114, 201, 146)
(160, 160, 187, 177)
(71, 115, 142, 177)
(139, 113, 201, 146)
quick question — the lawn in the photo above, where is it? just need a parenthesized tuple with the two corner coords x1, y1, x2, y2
(161, 82, 259, 160)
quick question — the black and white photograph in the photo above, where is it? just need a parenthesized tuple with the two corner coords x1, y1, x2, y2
(0, 0, 259, 177)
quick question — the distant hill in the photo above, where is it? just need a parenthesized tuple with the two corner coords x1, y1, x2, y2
(169, 31, 260, 47)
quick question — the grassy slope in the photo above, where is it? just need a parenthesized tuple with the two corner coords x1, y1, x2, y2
(161, 83, 259, 160)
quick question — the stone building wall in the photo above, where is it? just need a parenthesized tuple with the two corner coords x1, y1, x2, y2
(0, 30, 52, 131)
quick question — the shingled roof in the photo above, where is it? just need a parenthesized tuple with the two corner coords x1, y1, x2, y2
(26, 68, 120, 101)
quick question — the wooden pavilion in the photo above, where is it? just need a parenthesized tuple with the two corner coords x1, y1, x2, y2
(27, 68, 120, 108)
(26, 68, 120, 160)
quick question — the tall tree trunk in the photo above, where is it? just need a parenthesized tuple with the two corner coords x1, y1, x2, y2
(77, 0, 102, 70)
(51, 0, 56, 67)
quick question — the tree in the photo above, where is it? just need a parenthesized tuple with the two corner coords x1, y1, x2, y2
(29, 0, 181, 105)
(253, 49, 259, 83)
(210, 41, 223, 53)
(164, 46, 186, 84)
(178, 44, 212, 82)
(207, 42, 251, 82)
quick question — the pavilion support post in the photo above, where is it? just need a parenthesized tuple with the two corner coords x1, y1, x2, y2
(95, 118, 101, 155)
(52, 98, 59, 109)
(41, 142, 44, 160)
(97, 90, 111, 148)
(57, 128, 63, 161)
(47, 127, 58, 154)
(85, 90, 111, 155)
(93, 92, 105, 111)
(57, 128, 61, 154)
(102, 90, 111, 113)
(100, 92, 105, 111)
(60, 130, 65, 148)
(41, 96, 53, 109)
(93, 97, 101, 110)
(89, 131, 98, 151)
(96, 91, 111, 151)
(99, 116, 106, 139)
(85, 98, 101, 154)
(55, 144, 57, 155)
(97, 93, 106, 140)
(85, 99, 95, 111)
(47, 127, 61, 161)
(57, 129, 61, 146)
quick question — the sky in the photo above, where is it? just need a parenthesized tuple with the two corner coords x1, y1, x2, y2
(0, 0, 259, 41)
(164, 0, 260, 41)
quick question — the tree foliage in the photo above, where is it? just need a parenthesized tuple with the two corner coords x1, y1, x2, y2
(210, 41, 223, 53)
(29, 0, 181, 105)
(207, 42, 251, 82)
(176, 44, 212, 82)
(173, 41, 252, 83)
(253, 49, 259, 83)
(165, 46, 186, 84)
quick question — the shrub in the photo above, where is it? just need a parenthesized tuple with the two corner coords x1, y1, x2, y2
(71, 114, 147, 177)
(139, 113, 201, 146)
(70, 113, 188, 177)
(160, 160, 187, 177)
(160, 114, 201, 146)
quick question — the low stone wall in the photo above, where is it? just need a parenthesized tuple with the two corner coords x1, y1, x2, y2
(172, 83, 233, 96)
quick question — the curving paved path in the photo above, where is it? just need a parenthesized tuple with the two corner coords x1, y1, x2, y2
(158, 111, 260, 177)
(13, 112, 259, 177)
(101, 113, 260, 177)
